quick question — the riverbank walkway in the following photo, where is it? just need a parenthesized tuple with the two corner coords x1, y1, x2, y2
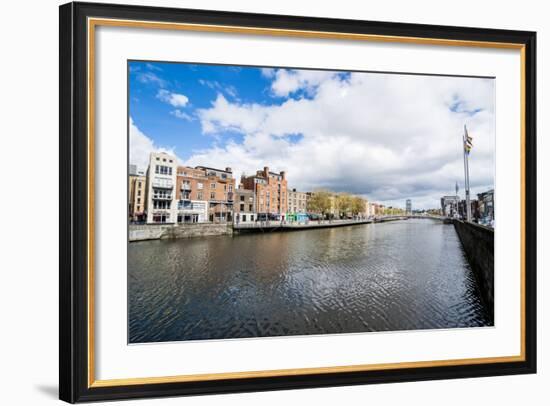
(233, 216, 413, 232)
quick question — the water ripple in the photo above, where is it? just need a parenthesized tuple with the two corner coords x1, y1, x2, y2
(129, 219, 492, 343)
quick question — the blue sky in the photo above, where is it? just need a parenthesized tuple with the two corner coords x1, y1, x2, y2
(129, 61, 495, 210)
(130, 61, 278, 160)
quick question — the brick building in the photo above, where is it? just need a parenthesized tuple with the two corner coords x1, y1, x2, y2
(177, 165, 235, 223)
(241, 167, 288, 217)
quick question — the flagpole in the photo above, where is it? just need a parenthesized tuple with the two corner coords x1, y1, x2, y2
(463, 125, 472, 222)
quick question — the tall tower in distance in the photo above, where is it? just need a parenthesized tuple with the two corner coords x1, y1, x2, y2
(406, 199, 412, 215)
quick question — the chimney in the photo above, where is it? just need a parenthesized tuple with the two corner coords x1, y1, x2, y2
(280, 171, 286, 180)
(225, 167, 232, 173)
(264, 166, 269, 176)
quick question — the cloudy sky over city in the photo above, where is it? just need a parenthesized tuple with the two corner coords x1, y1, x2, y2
(129, 61, 495, 209)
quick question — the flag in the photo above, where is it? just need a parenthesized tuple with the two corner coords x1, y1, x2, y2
(464, 126, 473, 154)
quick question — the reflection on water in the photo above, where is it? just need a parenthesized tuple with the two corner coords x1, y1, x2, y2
(128, 219, 492, 343)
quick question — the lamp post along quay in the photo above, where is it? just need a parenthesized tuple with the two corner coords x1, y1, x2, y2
(462, 125, 473, 222)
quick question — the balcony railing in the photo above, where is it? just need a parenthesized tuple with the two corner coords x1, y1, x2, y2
(152, 195, 173, 200)
(152, 180, 173, 189)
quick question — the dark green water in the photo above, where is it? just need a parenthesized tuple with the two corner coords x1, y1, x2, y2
(128, 219, 491, 343)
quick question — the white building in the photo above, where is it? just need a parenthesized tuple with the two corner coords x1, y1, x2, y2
(288, 188, 308, 214)
(365, 202, 375, 218)
(441, 195, 460, 218)
(145, 152, 178, 224)
(177, 200, 208, 223)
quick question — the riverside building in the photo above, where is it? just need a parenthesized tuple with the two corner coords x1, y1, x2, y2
(176, 165, 236, 223)
(129, 165, 146, 223)
(175, 166, 209, 223)
(241, 167, 288, 218)
(195, 166, 235, 222)
(288, 188, 308, 214)
(233, 185, 256, 224)
(145, 152, 178, 224)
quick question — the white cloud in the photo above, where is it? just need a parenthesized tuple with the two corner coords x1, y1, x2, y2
(260, 68, 276, 78)
(170, 109, 194, 121)
(156, 89, 189, 107)
(136, 71, 168, 88)
(129, 117, 175, 172)
(190, 71, 494, 209)
(269, 69, 338, 97)
(145, 63, 163, 72)
(199, 79, 239, 100)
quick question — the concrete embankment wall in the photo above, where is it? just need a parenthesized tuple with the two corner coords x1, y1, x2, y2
(129, 223, 232, 242)
(453, 220, 494, 318)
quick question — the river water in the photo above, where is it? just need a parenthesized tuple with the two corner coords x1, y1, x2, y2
(128, 219, 492, 343)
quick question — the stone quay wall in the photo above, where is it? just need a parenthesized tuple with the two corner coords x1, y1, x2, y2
(453, 220, 494, 318)
(129, 223, 232, 242)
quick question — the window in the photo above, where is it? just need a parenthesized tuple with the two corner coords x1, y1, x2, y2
(240, 203, 245, 211)
(155, 165, 172, 175)
(152, 213, 169, 223)
(152, 188, 172, 200)
(197, 182, 203, 189)
(228, 185, 233, 192)
(137, 190, 141, 196)
(178, 200, 192, 210)
(249, 204, 253, 211)
(242, 215, 247, 222)
(137, 182, 141, 187)
(240, 195, 245, 202)
(156, 157, 160, 161)
(210, 183, 216, 189)
(153, 200, 171, 210)
(224, 185, 227, 191)
(197, 192, 203, 200)
(137, 198, 140, 204)
(162, 158, 166, 162)
(210, 192, 216, 199)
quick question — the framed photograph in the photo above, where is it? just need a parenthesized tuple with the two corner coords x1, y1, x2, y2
(59, 1, 536, 403)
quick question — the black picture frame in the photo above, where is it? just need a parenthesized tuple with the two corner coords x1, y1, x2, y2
(59, 1, 537, 403)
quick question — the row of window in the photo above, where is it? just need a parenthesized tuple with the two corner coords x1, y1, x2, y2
(239, 203, 254, 212)
(153, 200, 171, 210)
(181, 181, 234, 191)
(155, 165, 172, 175)
(152, 189, 172, 200)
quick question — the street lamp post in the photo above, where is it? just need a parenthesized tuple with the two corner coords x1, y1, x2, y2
(462, 125, 472, 222)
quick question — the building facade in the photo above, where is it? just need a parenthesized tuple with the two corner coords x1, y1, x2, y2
(128, 167, 146, 223)
(195, 166, 235, 222)
(233, 186, 256, 224)
(176, 165, 235, 223)
(288, 188, 308, 214)
(458, 199, 479, 222)
(145, 152, 178, 224)
(241, 167, 288, 217)
(175, 166, 209, 223)
(406, 199, 412, 215)
(441, 195, 460, 218)
(477, 189, 494, 225)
